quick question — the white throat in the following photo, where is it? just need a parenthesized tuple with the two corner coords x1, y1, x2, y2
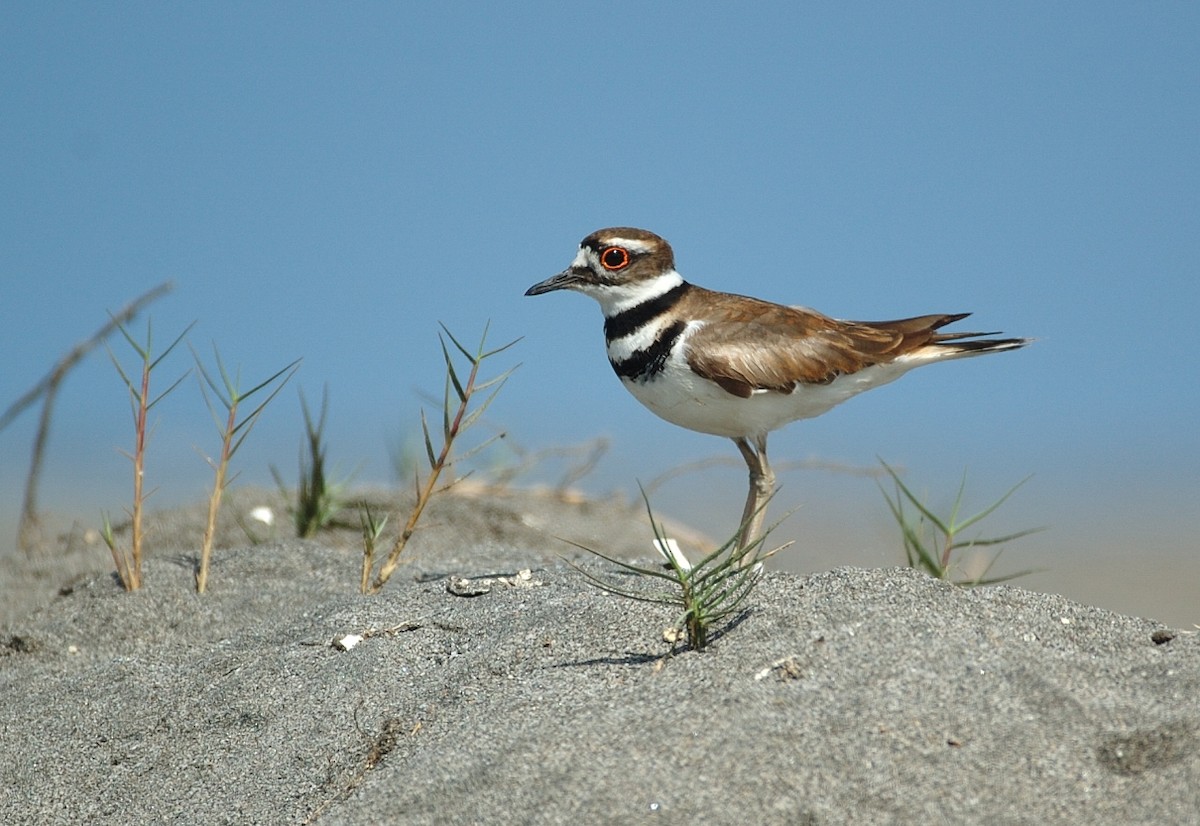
(589, 270, 685, 317)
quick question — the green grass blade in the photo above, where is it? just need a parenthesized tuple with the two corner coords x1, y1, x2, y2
(148, 319, 197, 371)
(452, 431, 506, 465)
(190, 344, 231, 408)
(208, 344, 239, 399)
(419, 409, 438, 468)
(472, 365, 521, 394)
(946, 469, 969, 530)
(562, 558, 679, 606)
(439, 321, 480, 363)
(111, 315, 146, 357)
(879, 461, 950, 535)
(968, 568, 1044, 586)
(949, 527, 1045, 551)
(237, 358, 301, 401)
(230, 365, 299, 439)
(441, 373, 454, 441)
(952, 476, 1034, 533)
(146, 370, 189, 411)
(105, 344, 139, 395)
(192, 369, 228, 434)
(904, 520, 943, 575)
(556, 537, 681, 584)
(880, 482, 942, 574)
(440, 333, 468, 402)
(458, 380, 512, 433)
(481, 335, 522, 360)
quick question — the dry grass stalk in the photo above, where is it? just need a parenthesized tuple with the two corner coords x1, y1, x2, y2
(100, 317, 193, 589)
(193, 345, 300, 593)
(1, 281, 172, 553)
(364, 322, 518, 593)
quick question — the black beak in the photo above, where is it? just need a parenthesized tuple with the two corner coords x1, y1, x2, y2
(525, 267, 585, 296)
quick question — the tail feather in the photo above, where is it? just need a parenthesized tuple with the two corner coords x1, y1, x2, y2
(929, 335, 1031, 357)
(865, 312, 1031, 358)
(931, 336, 1027, 352)
(932, 328, 1002, 342)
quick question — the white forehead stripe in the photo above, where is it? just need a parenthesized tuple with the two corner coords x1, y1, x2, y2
(603, 237, 653, 253)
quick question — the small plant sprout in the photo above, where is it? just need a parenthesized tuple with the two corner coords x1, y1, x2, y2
(271, 385, 351, 538)
(192, 345, 300, 593)
(358, 506, 388, 595)
(878, 460, 1042, 586)
(101, 316, 194, 590)
(363, 322, 519, 593)
(569, 489, 788, 651)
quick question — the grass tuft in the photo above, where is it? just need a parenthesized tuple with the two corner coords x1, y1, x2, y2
(271, 385, 351, 538)
(878, 460, 1043, 586)
(567, 488, 788, 651)
(358, 506, 389, 595)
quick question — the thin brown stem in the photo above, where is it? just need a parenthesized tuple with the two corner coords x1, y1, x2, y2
(197, 404, 237, 594)
(941, 534, 954, 573)
(360, 544, 372, 595)
(127, 357, 151, 589)
(16, 380, 57, 554)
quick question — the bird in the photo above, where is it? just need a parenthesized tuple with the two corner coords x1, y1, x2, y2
(525, 227, 1030, 557)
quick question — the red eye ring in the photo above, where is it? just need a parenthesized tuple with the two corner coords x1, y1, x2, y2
(600, 246, 631, 271)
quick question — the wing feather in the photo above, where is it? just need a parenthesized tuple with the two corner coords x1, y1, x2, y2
(679, 287, 970, 398)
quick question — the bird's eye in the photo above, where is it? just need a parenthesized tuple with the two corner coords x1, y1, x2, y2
(600, 246, 631, 271)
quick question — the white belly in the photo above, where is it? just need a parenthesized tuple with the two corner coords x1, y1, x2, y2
(618, 350, 918, 439)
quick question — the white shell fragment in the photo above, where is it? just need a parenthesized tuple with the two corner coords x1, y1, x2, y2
(653, 538, 692, 572)
(249, 506, 275, 526)
(329, 621, 427, 651)
(332, 634, 364, 651)
(447, 576, 492, 597)
(498, 569, 537, 587)
(754, 655, 805, 681)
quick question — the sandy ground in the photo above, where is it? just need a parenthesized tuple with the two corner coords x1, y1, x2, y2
(1, 488, 1198, 824)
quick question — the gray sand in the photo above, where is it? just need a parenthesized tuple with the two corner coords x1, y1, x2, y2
(2, 489, 1197, 824)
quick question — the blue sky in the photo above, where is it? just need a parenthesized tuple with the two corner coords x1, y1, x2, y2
(2, 4, 1197, 621)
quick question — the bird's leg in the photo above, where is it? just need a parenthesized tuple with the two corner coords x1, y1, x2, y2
(732, 436, 763, 550)
(732, 434, 776, 564)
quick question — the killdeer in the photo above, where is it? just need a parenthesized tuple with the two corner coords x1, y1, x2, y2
(526, 227, 1030, 555)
